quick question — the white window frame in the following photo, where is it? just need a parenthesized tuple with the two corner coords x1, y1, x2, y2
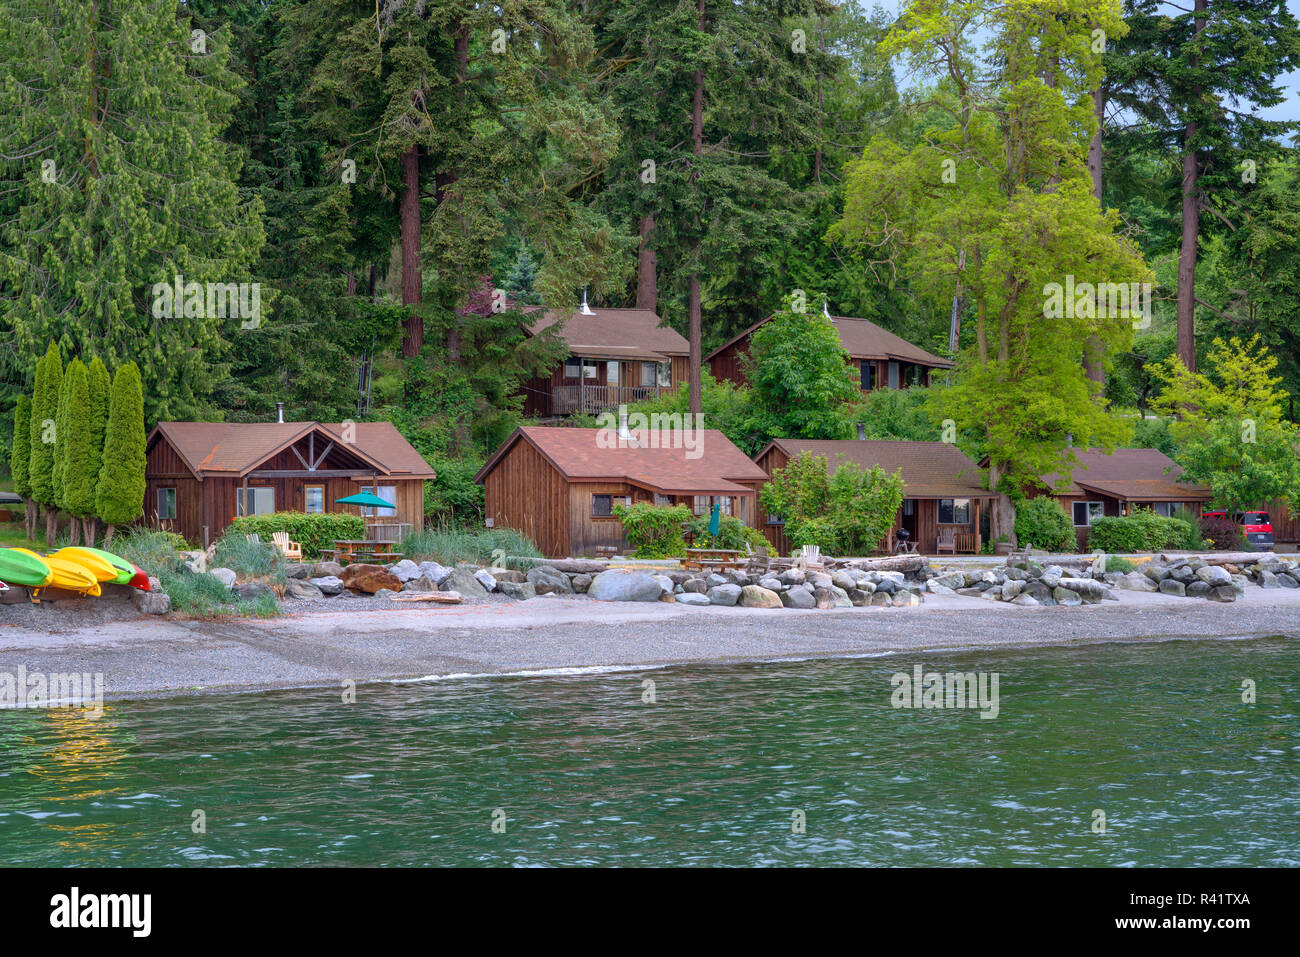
(238, 486, 275, 517)
(1073, 500, 1105, 527)
(361, 485, 397, 517)
(304, 485, 325, 515)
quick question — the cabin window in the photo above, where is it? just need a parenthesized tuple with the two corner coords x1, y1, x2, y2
(692, 496, 733, 516)
(564, 358, 580, 379)
(157, 487, 177, 521)
(766, 512, 784, 526)
(641, 361, 658, 387)
(902, 499, 915, 516)
(654, 494, 672, 507)
(304, 485, 325, 514)
(361, 485, 397, 517)
(1151, 502, 1180, 518)
(238, 487, 275, 517)
(583, 360, 598, 380)
(888, 361, 900, 389)
(607, 361, 620, 385)
(1073, 501, 1105, 527)
(657, 362, 671, 387)
(593, 494, 629, 517)
(938, 498, 970, 525)
(861, 362, 877, 390)
(908, 365, 923, 386)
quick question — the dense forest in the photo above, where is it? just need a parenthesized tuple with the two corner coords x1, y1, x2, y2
(2, 0, 1299, 529)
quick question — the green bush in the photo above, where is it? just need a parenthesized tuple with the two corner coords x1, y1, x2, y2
(1014, 497, 1076, 552)
(688, 511, 768, 553)
(224, 512, 364, 560)
(1105, 556, 1136, 573)
(423, 457, 486, 527)
(400, 525, 542, 568)
(1089, 509, 1204, 553)
(614, 502, 692, 558)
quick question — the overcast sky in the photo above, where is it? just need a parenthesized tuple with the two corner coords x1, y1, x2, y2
(865, 0, 1300, 123)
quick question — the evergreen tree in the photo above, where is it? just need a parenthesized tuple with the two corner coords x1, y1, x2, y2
(60, 359, 94, 545)
(0, 0, 266, 420)
(83, 356, 112, 544)
(52, 356, 75, 516)
(96, 362, 146, 547)
(28, 343, 62, 544)
(504, 241, 541, 306)
(11, 393, 33, 540)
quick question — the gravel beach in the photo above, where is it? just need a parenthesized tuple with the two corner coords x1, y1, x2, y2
(2, 587, 1299, 701)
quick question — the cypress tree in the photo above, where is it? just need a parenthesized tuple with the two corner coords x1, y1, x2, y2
(52, 356, 74, 515)
(28, 342, 62, 545)
(95, 362, 146, 547)
(84, 356, 112, 545)
(11, 393, 33, 540)
(60, 358, 93, 545)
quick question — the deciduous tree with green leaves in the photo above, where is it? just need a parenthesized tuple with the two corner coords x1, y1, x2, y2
(760, 451, 904, 556)
(1149, 335, 1300, 514)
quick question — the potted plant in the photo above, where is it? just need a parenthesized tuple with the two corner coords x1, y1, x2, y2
(993, 535, 1014, 556)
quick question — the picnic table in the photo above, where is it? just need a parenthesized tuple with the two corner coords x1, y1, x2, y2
(680, 548, 746, 572)
(321, 539, 405, 565)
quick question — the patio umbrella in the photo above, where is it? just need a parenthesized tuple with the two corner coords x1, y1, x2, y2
(334, 491, 393, 508)
(708, 502, 721, 538)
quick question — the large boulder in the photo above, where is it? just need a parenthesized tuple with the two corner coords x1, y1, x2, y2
(1277, 573, 1299, 589)
(389, 559, 423, 583)
(570, 573, 593, 594)
(284, 579, 324, 600)
(492, 568, 526, 584)
(739, 585, 782, 608)
(1194, 565, 1232, 587)
(675, 591, 711, 606)
(1057, 577, 1107, 603)
(312, 560, 344, 578)
(209, 567, 237, 589)
(1010, 593, 1040, 606)
(342, 564, 403, 595)
(310, 576, 345, 596)
(547, 559, 609, 575)
(1040, 565, 1064, 588)
(588, 570, 663, 602)
(233, 581, 275, 601)
(417, 561, 453, 586)
(651, 574, 676, 597)
(474, 569, 498, 593)
(707, 583, 742, 606)
(443, 566, 489, 598)
(401, 576, 437, 593)
(1052, 586, 1082, 606)
(1186, 581, 1211, 597)
(1118, 572, 1157, 592)
(682, 577, 708, 594)
(131, 577, 171, 615)
(781, 586, 816, 609)
(498, 581, 537, 600)
(1208, 585, 1236, 602)
(526, 566, 573, 595)
(778, 568, 806, 587)
(1158, 579, 1186, 597)
(284, 563, 313, 580)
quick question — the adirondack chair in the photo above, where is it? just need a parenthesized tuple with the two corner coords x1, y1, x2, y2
(800, 544, 825, 571)
(246, 534, 260, 544)
(936, 526, 957, 555)
(271, 531, 302, 561)
(744, 542, 771, 575)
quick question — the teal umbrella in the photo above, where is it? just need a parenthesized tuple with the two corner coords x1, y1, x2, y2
(335, 491, 393, 509)
(708, 502, 721, 538)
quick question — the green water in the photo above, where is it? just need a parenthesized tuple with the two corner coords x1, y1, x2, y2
(1, 638, 1297, 867)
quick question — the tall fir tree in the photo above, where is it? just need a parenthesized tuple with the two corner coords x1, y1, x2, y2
(83, 356, 112, 544)
(28, 343, 62, 544)
(96, 362, 146, 547)
(0, 0, 266, 420)
(59, 358, 93, 545)
(52, 355, 74, 516)
(11, 393, 33, 540)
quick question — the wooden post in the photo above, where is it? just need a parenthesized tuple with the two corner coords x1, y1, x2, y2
(974, 498, 982, 554)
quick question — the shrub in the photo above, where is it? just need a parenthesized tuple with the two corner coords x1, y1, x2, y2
(224, 512, 364, 560)
(760, 451, 904, 555)
(423, 457, 486, 527)
(213, 534, 284, 581)
(1198, 514, 1244, 551)
(688, 511, 768, 553)
(614, 502, 691, 558)
(400, 525, 542, 568)
(1089, 509, 1205, 553)
(1013, 497, 1076, 552)
(160, 566, 281, 619)
(1105, 556, 1136, 573)
(116, 528, 187, 577)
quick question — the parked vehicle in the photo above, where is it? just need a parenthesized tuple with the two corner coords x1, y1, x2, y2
(1201, 511, 1274, 549)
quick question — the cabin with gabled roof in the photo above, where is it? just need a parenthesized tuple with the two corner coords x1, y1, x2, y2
(145, 420, 435, 546)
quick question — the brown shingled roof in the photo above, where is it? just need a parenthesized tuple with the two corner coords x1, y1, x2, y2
(1040, 448, 1211, 501)
(760, 439, 994, 499)
(476, 426, 767, 496)
(149, 421, 436, 479)
(705, 314, 954, 369)
(527, 306, 689, 359)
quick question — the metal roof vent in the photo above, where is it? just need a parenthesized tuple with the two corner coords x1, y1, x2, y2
(580, 287, 595, 316)
(276, 402, 284, 423)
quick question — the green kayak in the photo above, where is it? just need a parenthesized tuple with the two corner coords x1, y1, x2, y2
(0, 548, 54, 588)
(57, 546, 135, 585)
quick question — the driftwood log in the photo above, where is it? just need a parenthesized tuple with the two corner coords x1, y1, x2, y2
(838, 555, 926, 573)
(1159, 552, 1279, 566)
(390, 591, 463, 603)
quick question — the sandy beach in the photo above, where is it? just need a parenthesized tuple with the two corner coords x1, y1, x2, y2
(3, 586, 1300, 701)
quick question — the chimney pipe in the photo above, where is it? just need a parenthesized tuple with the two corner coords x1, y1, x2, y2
(276, 402, 284, 424)
(856, 422, 866, 441)
(580, 287, 595, 316)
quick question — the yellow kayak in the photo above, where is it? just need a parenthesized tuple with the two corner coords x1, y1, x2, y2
(51, 547, 121, 584)
(18, 550, 101, 596)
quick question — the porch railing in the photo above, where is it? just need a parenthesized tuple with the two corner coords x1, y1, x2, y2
(552, 384, 666, 415)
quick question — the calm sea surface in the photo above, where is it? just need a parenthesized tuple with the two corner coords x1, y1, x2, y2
(2, 638, 1297, 866)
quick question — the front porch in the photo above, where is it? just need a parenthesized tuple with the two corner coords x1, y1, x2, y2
(890, 496, 988, 555)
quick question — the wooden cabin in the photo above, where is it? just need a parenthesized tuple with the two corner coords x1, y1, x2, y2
(519, 306, 690, 417)
(1028, 448, 1212, 550)
(707, 313, 954, 393)
(754, 439, 1001, 556)
(476, 426, 768, 558)
(145, 421, 436, 546)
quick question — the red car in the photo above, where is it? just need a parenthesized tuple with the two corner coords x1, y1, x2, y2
(1201, 511, 1274, 549)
